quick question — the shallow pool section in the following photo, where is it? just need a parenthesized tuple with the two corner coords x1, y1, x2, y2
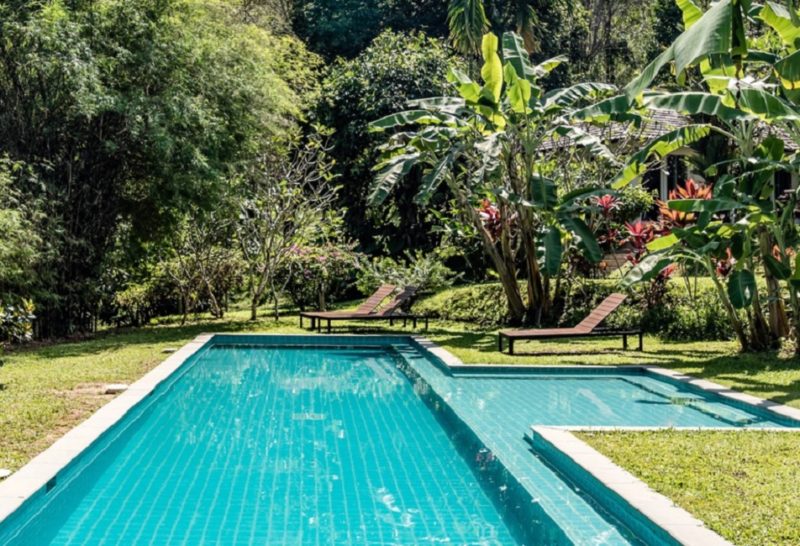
(0, 345, 534, 545)
(418, 367, 796, 429)
(397, 347, 798, 545)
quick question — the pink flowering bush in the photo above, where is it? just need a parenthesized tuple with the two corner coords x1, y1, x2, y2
(279, 242, 360, 311)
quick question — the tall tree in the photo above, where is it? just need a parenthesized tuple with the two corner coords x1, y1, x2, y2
(371, 32, 619, 324)
(236, 132, 339, 320)
(0, 0, 308, 336)
(317, 30, 456, 254)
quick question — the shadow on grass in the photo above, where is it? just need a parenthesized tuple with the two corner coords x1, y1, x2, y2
(8, 313, 800, 407)
(7, 316, 297, 360)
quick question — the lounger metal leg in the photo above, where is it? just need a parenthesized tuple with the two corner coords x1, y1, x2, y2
(498, 336, 503, 353)
(403, 318, 407, 327)
(413, 317, 417, 329)
(327, 319, 331, 334)
(300, 315, 303, 328)
(509, 339, 514, 355)
(389, 318, 394, 326)
(623, 334, 628, 350)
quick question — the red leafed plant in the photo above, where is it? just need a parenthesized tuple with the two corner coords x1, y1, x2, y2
(623, 220, 656, 249)
(592, 194, 620, 217)
(477, 199, 505, 240)
(657, 178, 713, 227)
(622, 220, 658, 265)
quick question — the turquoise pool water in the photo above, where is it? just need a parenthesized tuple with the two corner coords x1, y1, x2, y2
(1, 346, 532, 545)
(0, 336, 795, 546)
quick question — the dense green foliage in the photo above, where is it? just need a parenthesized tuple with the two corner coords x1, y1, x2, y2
(0, 0, 316, 336)
(415, 279, 732, 340)
(2, 0, 800, 350)
(293, 0, 449, 59)
(317, 31, 456, 253)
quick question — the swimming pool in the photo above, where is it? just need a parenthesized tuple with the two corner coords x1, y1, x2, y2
(0, 335, 795, 545)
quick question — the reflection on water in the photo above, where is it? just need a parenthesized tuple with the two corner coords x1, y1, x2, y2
(0, 345, 531, 546)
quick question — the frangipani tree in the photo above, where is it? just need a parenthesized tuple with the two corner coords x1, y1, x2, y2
(608, 0, 800, 351)
(369, 32, 621, 324)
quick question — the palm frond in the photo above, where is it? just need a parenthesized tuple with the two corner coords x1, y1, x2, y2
(447, 0, 489, 55)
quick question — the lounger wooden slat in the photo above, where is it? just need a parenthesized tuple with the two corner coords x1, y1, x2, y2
(498, 293, 642, 354)
(299, 284, 394, 328)
(354, 284, 397, 314)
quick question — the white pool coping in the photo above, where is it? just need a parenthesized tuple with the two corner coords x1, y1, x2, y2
(0, 332, 797, 546)
(531, 426, 734, 546)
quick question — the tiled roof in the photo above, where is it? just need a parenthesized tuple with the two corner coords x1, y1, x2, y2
(539, 110, 690, 151)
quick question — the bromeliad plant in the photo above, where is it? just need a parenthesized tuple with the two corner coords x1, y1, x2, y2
(369, 32, 620, 324)
(610, 0, 800, 352)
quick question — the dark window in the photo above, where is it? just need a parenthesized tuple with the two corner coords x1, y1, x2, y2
(775, 170, 793, 200)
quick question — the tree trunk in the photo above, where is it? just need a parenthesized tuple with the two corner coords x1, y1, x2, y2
(250, 300, 258, 321)
(206, 286, 223, 319)
(789, 287, 800, 356)
(271, 278, 280, 321)
(748, 287, 776, 351)
(708, 260, 749, 351)
(181, 294, 189, 326)
(758, 230, 790, 339)
(471, 210, 526, 323)
(452, 182, 526, 322)
(519, 226, 546, 324)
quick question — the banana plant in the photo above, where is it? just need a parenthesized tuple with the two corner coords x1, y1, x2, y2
(369, 32, 620, 324)
(610, 0, 800, 351)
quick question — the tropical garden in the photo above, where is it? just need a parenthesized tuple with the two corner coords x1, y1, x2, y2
(2, 0, 800, 544)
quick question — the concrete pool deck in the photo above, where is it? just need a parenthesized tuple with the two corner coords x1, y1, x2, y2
(1, 332, 798, 545)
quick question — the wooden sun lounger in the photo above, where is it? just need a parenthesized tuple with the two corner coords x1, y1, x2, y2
(300, 285, 427, 333)
(299, 283, 395, 328)
(498, 293, 642, 354)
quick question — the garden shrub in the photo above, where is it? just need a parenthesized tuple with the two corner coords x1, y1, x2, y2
(279, 243, 360, 311)
(0, 299, 35, 346)
(613, 185, 656, 223)
(414, 283, 510, 326)
(102, 275, 180, 328)
(356, 251, 458, 296)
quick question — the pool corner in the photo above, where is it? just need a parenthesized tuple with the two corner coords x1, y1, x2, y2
(530, 425, 734, 546)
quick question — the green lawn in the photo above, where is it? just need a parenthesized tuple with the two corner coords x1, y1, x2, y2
(1, 310, 799, 544)
(578, 431, 800, 546)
